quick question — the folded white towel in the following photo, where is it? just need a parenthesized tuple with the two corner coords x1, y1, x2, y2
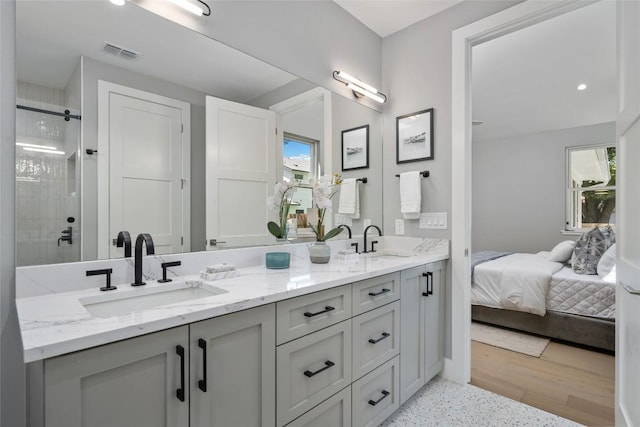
(400, 171, 421, 219)
(338, 178, 360, 219)
(205, 263, 235, 273)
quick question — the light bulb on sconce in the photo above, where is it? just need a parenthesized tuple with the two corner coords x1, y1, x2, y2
(168, 0, 211, 16)
(333, 70, 387, 103)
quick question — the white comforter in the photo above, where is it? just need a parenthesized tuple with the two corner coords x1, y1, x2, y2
(472, 253, 564, 316)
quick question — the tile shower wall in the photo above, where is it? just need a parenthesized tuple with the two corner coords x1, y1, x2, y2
(16, 81, 80, 266)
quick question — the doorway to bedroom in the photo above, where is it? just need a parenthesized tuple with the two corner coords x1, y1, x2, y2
(468, 2, 616, 425)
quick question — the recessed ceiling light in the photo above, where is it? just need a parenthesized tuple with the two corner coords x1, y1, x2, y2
(577, 84, 587, 91)
(109, 0, 125, 6)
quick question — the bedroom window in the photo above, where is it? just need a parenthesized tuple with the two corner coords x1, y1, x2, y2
(566, 145, 616, 231)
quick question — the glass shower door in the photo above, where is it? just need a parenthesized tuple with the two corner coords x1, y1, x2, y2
(15, 105, 81, 266)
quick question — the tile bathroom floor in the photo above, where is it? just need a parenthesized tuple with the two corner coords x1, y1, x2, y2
(381, 376, 582, 427)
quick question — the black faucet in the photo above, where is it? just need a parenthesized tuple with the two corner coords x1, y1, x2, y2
(116, 231, 132, 258)
(363, 225, 382, 253)
(132, 233, 155, 286)
(337, 224, 359, 253)
(337, 224, 352, 238)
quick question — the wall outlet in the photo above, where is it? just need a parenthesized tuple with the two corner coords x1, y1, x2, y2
(395, 219, 405, 235)
(363, 219, 372, 228)
(419, 212, 447, 229)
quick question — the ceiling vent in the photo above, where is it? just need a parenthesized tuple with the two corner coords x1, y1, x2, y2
(104, 42, 140, 61)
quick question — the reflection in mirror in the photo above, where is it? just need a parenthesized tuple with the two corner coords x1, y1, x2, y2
(16, 0, 382, 266)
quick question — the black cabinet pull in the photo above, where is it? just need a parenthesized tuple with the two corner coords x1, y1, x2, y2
(422, 272, 433, 296)
(198, 338, 207, 392)
(368, 332, 391, 344)
(368, 390, 390, 406)
(304, 360, 335, 377)
(176, 345, 185, 402)
(304, 306, 335, 318)
(368, 288, 391, 297)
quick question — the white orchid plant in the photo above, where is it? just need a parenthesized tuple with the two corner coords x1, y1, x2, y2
(310, 173, 343, 241)
(267, 180, 299, 239)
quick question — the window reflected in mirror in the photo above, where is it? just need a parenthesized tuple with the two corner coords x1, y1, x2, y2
(283, 133, 318, 236)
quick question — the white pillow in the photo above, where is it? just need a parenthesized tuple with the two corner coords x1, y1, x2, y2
(548, 240, 577, 263)
(597, 243, 616, 277)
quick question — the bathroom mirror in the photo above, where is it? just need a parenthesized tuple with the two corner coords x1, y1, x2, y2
(15, 0, 382, 266)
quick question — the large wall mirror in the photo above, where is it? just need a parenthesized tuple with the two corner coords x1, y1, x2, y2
(16, 0, 382, 267)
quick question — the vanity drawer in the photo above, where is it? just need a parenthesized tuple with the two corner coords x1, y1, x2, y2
(351, 273, 400, 316)
(276, 321, 352, 426)
(351, 355, 399, 427)
(285, 387, 351, 427)
(352, 301, 399, 380)
(277, 285, 352, 345)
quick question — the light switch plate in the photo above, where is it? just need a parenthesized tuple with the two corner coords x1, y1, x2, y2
(395, 219, 405, 235)
(419, 212, 447, 229)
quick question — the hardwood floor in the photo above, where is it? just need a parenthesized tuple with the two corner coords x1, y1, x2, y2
(471, 339, 615, 426)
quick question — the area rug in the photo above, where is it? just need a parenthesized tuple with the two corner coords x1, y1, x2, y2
(471, 322, 550, 357)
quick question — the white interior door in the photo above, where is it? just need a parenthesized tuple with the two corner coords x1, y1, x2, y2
(98, 81, 190, 259)
(205, 96, 276, 249)
(616, 1, 640, 425)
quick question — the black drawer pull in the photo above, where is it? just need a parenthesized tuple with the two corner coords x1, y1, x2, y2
(368, 390, 390, 406)
(176, 345, 185, 402)
(198, 338, 207, 392)
(304, 306, 335, 318)
(368, 288, 391, 297)
(368, 332, 391, 344)
(304, 360, 335, 377)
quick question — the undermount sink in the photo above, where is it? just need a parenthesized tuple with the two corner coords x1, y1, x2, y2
(80, 280, 228, 318)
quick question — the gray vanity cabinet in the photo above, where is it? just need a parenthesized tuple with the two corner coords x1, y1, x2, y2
(399, 261, 446, 404)
(43, 326, 190, 427)
(190, 303, 276, 427)
(40, 304, 275, 427)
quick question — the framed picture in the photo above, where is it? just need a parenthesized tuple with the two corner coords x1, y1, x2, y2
(396, 108, 434, 163)
(341, 124, 369, 171)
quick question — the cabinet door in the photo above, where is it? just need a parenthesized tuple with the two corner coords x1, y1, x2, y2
(286, 387, 351, 427)
(351, 272, 400, 316)
(44, 326, 189, 427)
(190, 304, 276, 427)
(399, 265, 427, 404)
(276, 320, 352, 426)
(351, 355, 400, 427)
(424, 261, 446, 382)
(352, 301, 400, 380)
(276, 285, 352, 345)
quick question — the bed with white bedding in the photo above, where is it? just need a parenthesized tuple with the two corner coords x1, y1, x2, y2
(471, 250, 616, 351)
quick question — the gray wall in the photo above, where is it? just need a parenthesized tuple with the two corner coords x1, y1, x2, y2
(80, 57, 208, 258)
(1, 2, 25, 426)
(472, 122, 615, 253)
(332, 94, 383, 234)
(138, 0, 384, 113)
(381, 1, 521, 358)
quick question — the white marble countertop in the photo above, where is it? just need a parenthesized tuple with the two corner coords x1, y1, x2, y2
(17, 238, 448, 363)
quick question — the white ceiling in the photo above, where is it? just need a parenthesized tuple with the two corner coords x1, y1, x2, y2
(471, 1, 616, 142)
(336, 0, 616, 142)
(333, 0, 463, 37)
(18, 1, 616, 143)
